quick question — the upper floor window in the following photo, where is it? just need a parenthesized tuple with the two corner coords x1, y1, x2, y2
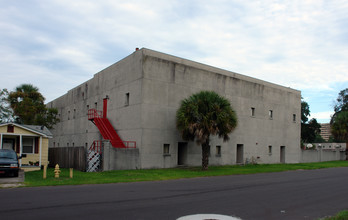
(251, 107, 255, 117)
(293, 114, 296, 122)
(269, 110, 273, 119)
(125, 93, 130, 106)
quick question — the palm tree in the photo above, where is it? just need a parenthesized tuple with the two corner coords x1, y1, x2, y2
(176, 91, 238, 170)
(8, 84, 46, 124)
(331, 111, 348, 160)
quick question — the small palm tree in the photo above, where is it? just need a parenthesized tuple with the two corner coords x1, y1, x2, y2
(331, 111, 348, 160)
(176, 91, 238, 170)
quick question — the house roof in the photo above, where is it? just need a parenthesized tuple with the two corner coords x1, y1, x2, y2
(0, 123, 53, 138)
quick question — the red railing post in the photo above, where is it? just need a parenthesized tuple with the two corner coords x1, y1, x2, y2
(103, 98, 108, 118)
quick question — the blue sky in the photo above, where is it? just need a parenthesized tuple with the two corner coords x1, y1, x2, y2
(1, 0, 347, 123)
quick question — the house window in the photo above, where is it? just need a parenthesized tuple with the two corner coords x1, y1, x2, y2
(163, 144, 170, 155)
(293, 114, 296, 122)
(68, 111, 70, 120)
(268, 146, 272, 155)
(216, 146, 221, 157)
(7, 125, 14, 133)
(251, 107, 255, 117)
(125, 93, 130, 106)
(22, 137, 34, 154)
(73, 109, 76, 119)
(269, 110, 273, 119)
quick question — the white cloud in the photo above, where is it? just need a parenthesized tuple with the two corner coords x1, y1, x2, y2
(309, 111, 334, 123)
(0, 0, 347, 106)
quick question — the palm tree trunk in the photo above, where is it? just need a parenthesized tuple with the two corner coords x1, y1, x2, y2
(201, 139, 210, 170)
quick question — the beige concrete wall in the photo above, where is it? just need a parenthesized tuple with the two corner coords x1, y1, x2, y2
(47, 51, 144, 150)
(140, 49, 301, 168)
(48, 48, 301, 169)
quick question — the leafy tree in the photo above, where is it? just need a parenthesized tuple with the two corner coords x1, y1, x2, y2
(334, 88, 348, 113)
(314, 134, 326, 143)
(331, 88, 348, 160)
(301, 99, 322, 143)
(0, 88, 13, 123)
(301, 99, 310, 124)
(301, 118, 321, 143)
(331, 111, 348, 159)
(176, 91, 238, 170)
(7, 84, 59, 128)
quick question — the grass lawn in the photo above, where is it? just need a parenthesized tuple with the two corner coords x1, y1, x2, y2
(23, 160, 348, 187)
(322, 210, 348, 220)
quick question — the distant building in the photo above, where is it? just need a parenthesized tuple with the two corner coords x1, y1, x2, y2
(320, 123, 331, 141)
(47, 48, 301, 170)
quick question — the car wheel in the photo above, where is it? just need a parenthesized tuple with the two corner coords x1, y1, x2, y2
(13, 171, 19, 177)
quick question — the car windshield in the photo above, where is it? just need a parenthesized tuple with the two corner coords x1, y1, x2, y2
(0, 151, 17, 159)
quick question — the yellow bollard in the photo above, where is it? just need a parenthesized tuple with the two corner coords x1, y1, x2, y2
(54, 164, 61, 178)
(43, 165, 47, 179)
(69, 168, 73, 178)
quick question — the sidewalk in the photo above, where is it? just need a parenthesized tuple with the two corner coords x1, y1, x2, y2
(0, 170, 25, 188)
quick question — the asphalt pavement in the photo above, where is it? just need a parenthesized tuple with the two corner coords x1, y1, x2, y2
(0, 167, 347, 220)
(0, 169, 25, 187)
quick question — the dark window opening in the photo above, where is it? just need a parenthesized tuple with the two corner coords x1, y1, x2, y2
(22, 137, 34, 154)
(163, 144, 170, 155)
(216, 146, 221, 157)
(125, 93, 130, 106)
(7, 125, 14, 133)
(251, 107, 255, 117)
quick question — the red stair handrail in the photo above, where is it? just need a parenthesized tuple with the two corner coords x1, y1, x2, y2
(88, 108, 136, 149)
(88, 109, 102, 120)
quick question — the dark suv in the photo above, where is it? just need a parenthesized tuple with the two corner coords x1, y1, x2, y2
(0, 149, 21, 177)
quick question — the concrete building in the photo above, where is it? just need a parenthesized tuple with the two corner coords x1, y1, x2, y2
(319, 123, 331, 141)
(48, 48, 301, 170)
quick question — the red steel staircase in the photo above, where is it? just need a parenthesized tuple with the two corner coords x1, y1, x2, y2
(88, 98, 136, 149)
(86, 98, 135, 172)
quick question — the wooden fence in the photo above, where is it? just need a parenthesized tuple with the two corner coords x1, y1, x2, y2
(48, 147, 86, 171)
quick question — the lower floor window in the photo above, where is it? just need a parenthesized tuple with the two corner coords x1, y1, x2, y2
(216, 146, 221, 156)
(22, 137, 34, 154)
(163, 144, 170, 155)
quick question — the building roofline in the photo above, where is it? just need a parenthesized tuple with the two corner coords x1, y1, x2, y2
(0, 123, 52, 138)
(47, 47, 301, 104)
(140, 48, 301, 94)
